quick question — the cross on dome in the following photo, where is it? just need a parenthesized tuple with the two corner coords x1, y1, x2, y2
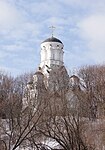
(49, 26, 56, 37)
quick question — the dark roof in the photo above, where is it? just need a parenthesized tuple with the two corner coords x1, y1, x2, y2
(70, 75, 79, 80)
(42, 36, 63, 44)
(34, 71, 44, 76)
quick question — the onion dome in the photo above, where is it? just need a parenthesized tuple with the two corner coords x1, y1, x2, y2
(42, 36, 63, 44)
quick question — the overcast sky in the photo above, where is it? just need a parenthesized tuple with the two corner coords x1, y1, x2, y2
(0, 0, 105, 76)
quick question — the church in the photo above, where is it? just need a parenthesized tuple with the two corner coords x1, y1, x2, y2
(23, 33, 80, 116)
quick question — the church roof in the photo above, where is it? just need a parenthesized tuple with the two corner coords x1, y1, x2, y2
(42, 36, 63, 44)
(34, 71, 44, 76)
(70, 75, 79, 79)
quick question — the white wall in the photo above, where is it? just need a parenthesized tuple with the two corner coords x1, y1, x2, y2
(40, 42, 64, 69)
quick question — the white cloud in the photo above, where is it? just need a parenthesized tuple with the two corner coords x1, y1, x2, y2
(58, 0, 105, 9)
(0, 0, 41, 38)
(0, 51, 8, 59)
(78, 15, 105, 41)
(78, 14, 105, 63)
(0, 0, 22, 29)
(29, 1, 62, 16)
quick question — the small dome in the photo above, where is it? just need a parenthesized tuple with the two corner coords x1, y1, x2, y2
(34, 71, 44, 76)
(42, 36, 63, 44)
(70, 75, 79, 80)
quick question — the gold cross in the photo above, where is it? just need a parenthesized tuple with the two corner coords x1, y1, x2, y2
(49, 26, 56, 37)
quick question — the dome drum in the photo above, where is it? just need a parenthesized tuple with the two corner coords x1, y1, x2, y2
(40, 36, 64, 75)
(41, 41, 64, 51)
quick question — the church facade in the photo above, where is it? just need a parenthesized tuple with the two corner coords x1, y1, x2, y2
(22, 35, 80, 115)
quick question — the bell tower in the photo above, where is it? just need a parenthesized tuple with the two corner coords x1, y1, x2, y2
(40, 36, 64, 75)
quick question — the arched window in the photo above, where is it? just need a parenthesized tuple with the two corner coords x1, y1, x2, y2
(57, 45, 59, 49)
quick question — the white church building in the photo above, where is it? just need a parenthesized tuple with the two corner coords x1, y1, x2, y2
(23, 34, 81, 115)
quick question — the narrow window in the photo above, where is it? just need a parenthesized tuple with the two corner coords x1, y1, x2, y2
(53, 54, 55, 59)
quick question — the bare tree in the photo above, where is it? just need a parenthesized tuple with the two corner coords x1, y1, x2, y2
(37, 100, 90, 150)
(0, 71, 46, 150)
(78, 65, 105, 120)
(2, 64, 105, 149)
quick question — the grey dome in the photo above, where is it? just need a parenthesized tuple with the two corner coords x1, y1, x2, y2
(42, 36, 63, 44)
